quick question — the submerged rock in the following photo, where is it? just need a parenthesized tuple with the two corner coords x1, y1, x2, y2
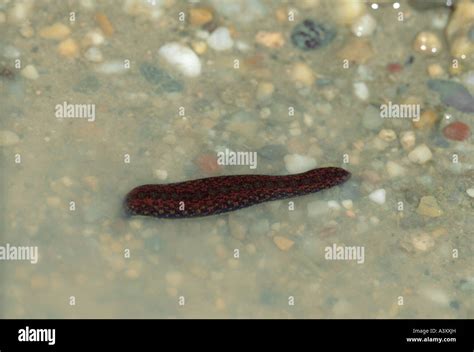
(291, 19, 336, 51)
(427, 79, 474, 113)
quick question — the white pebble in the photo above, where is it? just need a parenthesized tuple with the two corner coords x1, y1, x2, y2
(328, 200, 341, 210)
(408, 144, 433, 164)
(419, 287, 450, 307)
(84, 47, 103, 62)
(284, 154, 317, 174)
(0, 130, 20, 146)
(154, 169, 168, 180)
(207, 27, 234, 51)
(353, 82, 369, 101)
(342, 199, 353, 210)
(2, 45, 20, 59)
(21, 64, 39, 80)
(158, 42, 202, 77)
(95, 60, 128, 74)
(386, 161, 406, 178)
(351, 14, 377, 37)
(400, 131, 416, 150)
(369, 189, 386, 205)
(466, 188, 474, 198)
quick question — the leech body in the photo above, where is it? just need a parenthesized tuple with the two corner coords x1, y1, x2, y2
(124, 167, 351, 219)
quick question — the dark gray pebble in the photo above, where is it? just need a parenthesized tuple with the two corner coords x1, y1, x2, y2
(291, 19, 336, 51)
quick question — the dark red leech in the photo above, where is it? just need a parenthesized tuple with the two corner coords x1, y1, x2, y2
(124, 167, 351, 219)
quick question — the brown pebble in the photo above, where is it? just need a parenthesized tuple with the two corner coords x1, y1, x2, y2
(58, 38, 79, 58)
(188, 7, 213, 26)
(95, 13, 114, 36)
(442, 121, 470, 141)
(337, 38, 374, 64)
(273, 236, 294, 251)
(413, 109, 439, 130)
(39, 23, 71, 40)
(194, 153, 221, 175)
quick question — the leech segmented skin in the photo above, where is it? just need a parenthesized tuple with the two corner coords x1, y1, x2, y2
(124, 167, 351, 219)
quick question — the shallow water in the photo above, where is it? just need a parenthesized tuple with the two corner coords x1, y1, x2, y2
(0, 0, 473, 318)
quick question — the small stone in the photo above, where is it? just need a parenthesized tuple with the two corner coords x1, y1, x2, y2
(369, 189, 386, 205)
(2, 45, 20, 59)
(400, 131, 416, 150)
(410, 233, 436, 252)
(386, 161, 406, 178)
(188, 7, 214, 26)
(19, 24, 34, 38)
(413, 109, 439, 130)
(153, 169, 168, 180)
(417, 196, 443, 217)
(207, 27, 234, 51)
(442, 121, 470, 141)
(191, 41, 207, 55)
(341, 199, 353, 210)
(84, 47, 103, 62)
(427, 63, 444, 78)
(290, 62, 315, 87)
(273, 236, 294, 251)
(378, 129, 396, 142)
(291, 19, 336, 51)
(95, 60, 128, 74)
(353, 82, 369, 101)
(74, 75, 100, 93)
(466, 188, 474, 198)
(165, 271, 183, 287)
(255, 31, 285, 48)
(39, 23, 71, 40)
(95, 12, 114, 36)
(334, 0, 365, 25)
(82, 29, 105, 47)
(408, 144, 432, 164)
(387, 63, 403, 73)
(194, 154, 221, 175)
(328, 200, 341, 210)
(228, 214, 247, 240)
(21, 65, 39, 80)
(307, 200, 329, 218)
(362, 105, 383, 130)
(58, 38, 79, 58)
(256, 82, 274, 100)
(351, 14, 376, 37)
(337, 38, 374, 64)
(413, 31, 442, 55)
(284, 154, 317, 174)
(83, 176, 99, 191)
(158, 42, 202, 77)
(139, 62, 183, 92)
(0, 130, 20, 146)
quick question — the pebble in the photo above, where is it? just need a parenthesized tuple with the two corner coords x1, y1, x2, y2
(291, 19, 336, 51)
(408, 144, 432, 164)
(400, 131, 416, 150)
(194, 153, 221, 174)
(427, 79, 474, 114)
(334, 0, 365, 25)
(327, 200, 341, 210)
(95, 60, 128, 75)
(82, 29, 105, 47)
(419, 287, 450, 306)
(210, 0, 266, 23)
(255, 31, 284, 48)
(165, 271, 183, 287)
(353, 82, 369, 101)
(386, 161, 406, 178)
(153, 169, 168, 180)
(84, 47, 103, 62)
(139, 62, 183, 92)
(413, 31, 442, 55)
(273, 236, 294, 251)
(249, 219, 270, 236)
(337, 38, 374, 64)
(290, 62, 315, 87)
(284, 154, 317, 174)
(416, 196, 443, 217)
(191, 41, 207, 55)
(207, 27, 234, 51)
(158, 42, 202, 77)
(2, 45, 20, 59)
(95, 12, 114, 36)
(362, 105, 383, 130)
(74, 75, 100, 93)
(368, 189, 386, 205)
(466, 188, 474, 198)
(7, 1, 34, 24)
(256, 82, 274, 100)
(351, 14, 376, 37)
(58, 38, 79, 58)
(341, 199, 353, 210)
(378, 129, 396, 142)
(413, 109, 439, 130)
(39, 23, 71, 40)
(442, 121, 471, 141)
(460, 278, 474, 291)
(427, 64, 444, 78)
(188, 7, 214, 26)
(21, 65, 39, 80)
(228, 214, 247, 240)
(0, 130, 20, 146)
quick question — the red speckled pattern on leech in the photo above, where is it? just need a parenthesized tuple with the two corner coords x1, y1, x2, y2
(124, 167, 351, 219)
